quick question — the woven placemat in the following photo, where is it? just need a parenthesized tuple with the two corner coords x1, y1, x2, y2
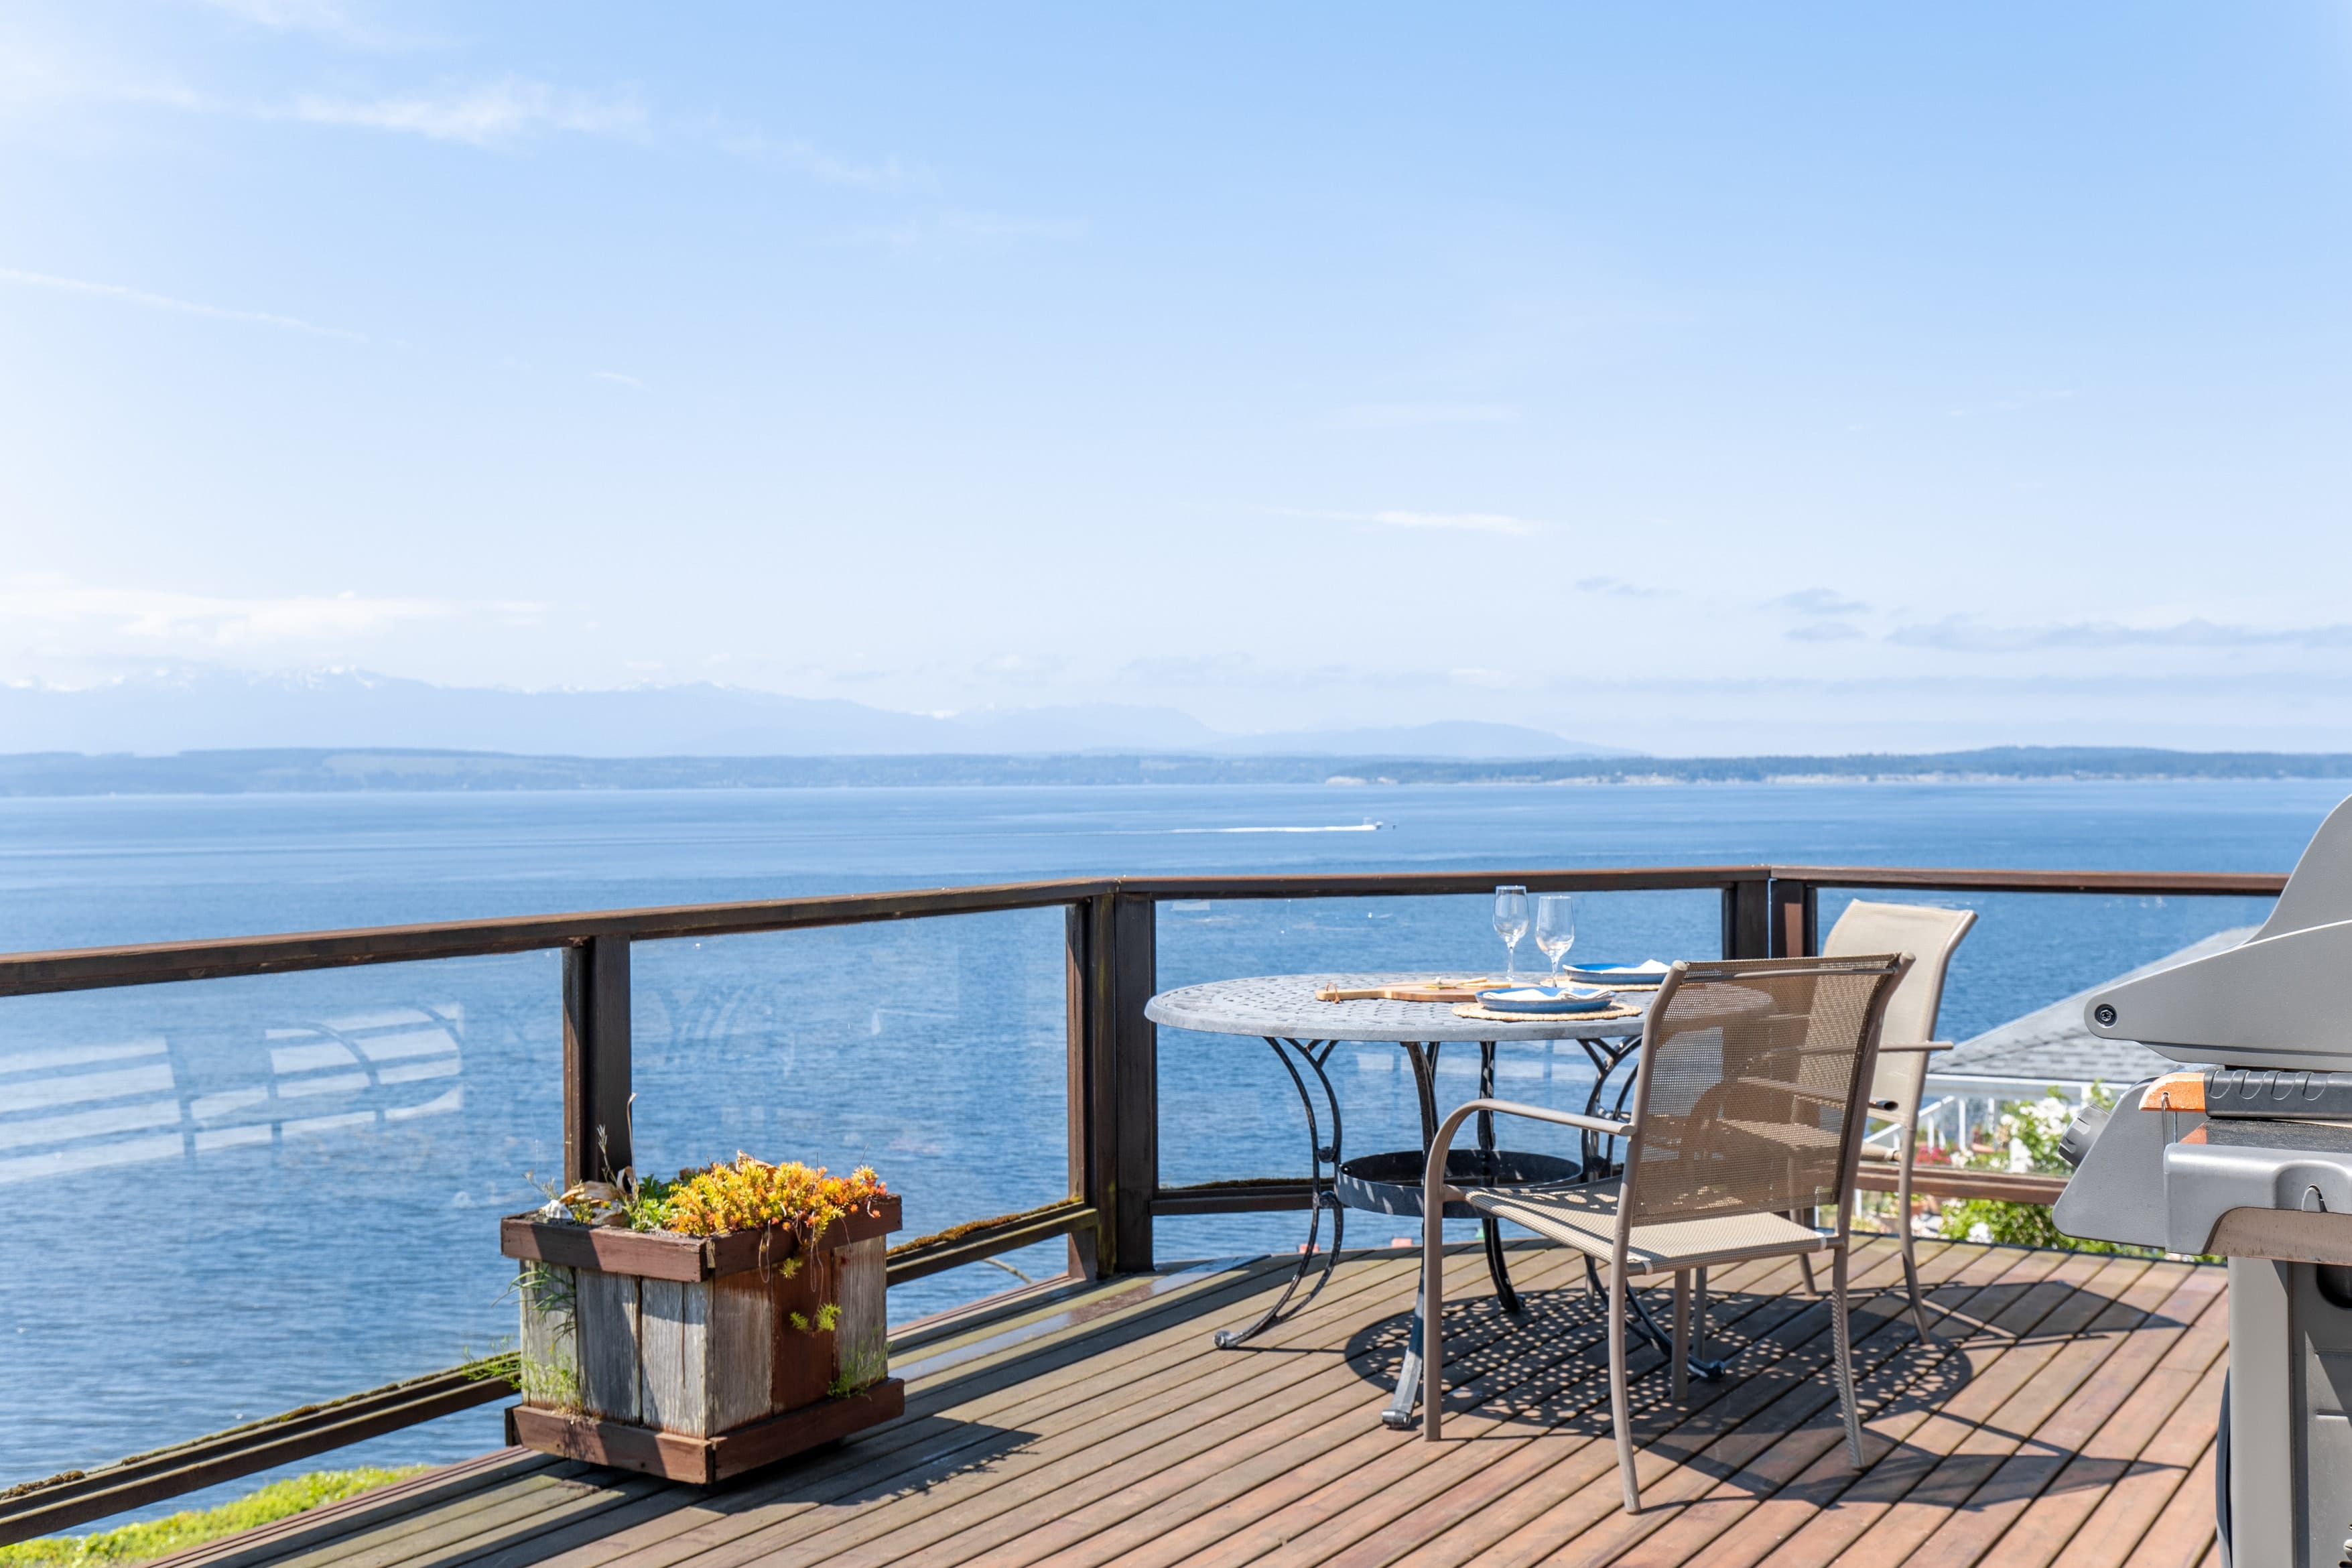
(1451, 1000, 1642, 1025)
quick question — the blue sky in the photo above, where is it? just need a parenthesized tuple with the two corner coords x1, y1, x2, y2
(3, 3, 2351, 753)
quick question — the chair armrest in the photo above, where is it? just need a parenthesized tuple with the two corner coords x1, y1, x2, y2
(1437, 1098, 1636, 1141)
(1423, 1098, 1636, 1213)
(1873, 1041, 1951, 1054)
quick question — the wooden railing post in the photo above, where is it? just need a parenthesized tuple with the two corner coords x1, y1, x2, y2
(1107, 893, 1157, 1273)
(1069, 892, 1158, 1277)
(562, 933, 633, 1187)
(1065, 901, 1104, 1279)
(1722, 878, 1771, 959)
(1766, 878, 1817, 958)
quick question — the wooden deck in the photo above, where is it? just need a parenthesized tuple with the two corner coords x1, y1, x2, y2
(155, 1237, 2229, 1568)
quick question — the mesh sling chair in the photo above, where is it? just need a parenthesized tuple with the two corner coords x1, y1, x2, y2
(1413, 952, 1913, 1515)
(1812, 899, 1976, 1341)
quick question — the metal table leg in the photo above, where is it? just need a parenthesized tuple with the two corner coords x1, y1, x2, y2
(1402, 1040, 1524, 1314)
(1478, 1041, 1522, 1315)
(1215, 1037, 1346, 1348)
(1573, 1034, 1725, 1382)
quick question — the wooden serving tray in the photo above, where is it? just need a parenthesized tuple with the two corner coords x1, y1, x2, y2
(1316, 977, 1502, 1004)
(500, 1195, 902, 1282)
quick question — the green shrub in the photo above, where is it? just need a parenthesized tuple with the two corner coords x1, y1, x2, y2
(1933, 1083, 2169, 1258)
(0, 1468, 424, 1568)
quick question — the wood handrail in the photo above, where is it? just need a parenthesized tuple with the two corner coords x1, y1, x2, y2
(1769, 866, 2288, 897)
(0, 862, 2282, 997)
(0, 1360, 517, 1545)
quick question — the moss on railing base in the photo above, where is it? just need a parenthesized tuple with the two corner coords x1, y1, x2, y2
(0, 1468, 425, 1568)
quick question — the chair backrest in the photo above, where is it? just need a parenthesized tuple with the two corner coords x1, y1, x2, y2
(1618, 954, 1912, 1231)
(1819, 899, 1976, 1115)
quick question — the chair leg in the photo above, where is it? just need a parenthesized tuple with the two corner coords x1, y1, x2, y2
(1792, 1212, 1819, 1293)
(1897, 1128, 1939, 1345)
(1671, 1270, 1691, 1406)
(1900, 1224, 1936, 1346)
(1420, 1227, 1445, 1442)
(1693, 1266, 1709, 1365)
(1830, 1245, 1863, 1468)
(1610, 1262, 1640, 1513)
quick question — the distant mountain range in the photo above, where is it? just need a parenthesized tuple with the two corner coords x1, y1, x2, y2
(0, 666, 1627, 761)
(1, 745, 2349, 795)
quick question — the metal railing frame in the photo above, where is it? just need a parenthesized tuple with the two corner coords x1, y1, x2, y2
(0, 861, 2286, 1535)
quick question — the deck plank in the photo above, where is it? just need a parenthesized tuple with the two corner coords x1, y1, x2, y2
(1630, 1246, 2100, 1568)
(485, 1256, 1327, 1568)
(1461, 1244, 2088, 1568)
(1892, 1264, 2225, 1568)
(142, 1242, 2234, 1568)
(1427, 1242, 2065, 1568)
(1615, 1261, 2225, 1568)
(766, 1249, 1606, 1568)
(560, 1249, 1486, 1568)
(1981, 1285, 2231, 1568)
(1005, 1251, 1829, 1568)
(2059, 1357, 2229, 1568)
(1232, 1242, 1957, 1568)
(1801, 1254, 2177, 1568)
(945, 1251, 1821, 1568)
(1561, 1248, 2040, 1568)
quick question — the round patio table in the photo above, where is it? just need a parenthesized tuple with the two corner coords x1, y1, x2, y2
(1146, 973, 1656, 1377)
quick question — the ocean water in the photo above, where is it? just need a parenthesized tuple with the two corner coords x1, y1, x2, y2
(0, 777, 2338, 1509)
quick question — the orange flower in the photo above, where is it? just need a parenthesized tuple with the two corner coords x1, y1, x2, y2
(660, 1154, 889, 1242)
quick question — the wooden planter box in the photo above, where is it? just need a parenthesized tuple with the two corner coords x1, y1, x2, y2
(499, 1195, 903, 1484)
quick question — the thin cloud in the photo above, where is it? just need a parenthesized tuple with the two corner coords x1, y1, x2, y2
(1892, 616, 2352, 653)
(1786, 622, 1866, 643)
(591, 369, 644, 389)
(1326, 403, 1519, 430)
(0, 576, 541, 646)
(1272, 507, 1541, 537)
(192, 0, 430, 50)
(20, 66, 903, 183)
(1577, 576, 1673, 600)
(0, 267, 366, 341)
(702, 125, 925, 189)
(290, 79, 649, 147)
(1772, 588, 1869, 617)
(1372, 510, 1538, 535)
(840, 210, 1090, 248)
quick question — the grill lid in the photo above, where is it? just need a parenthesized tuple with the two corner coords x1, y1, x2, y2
(2084, 794, 2352, 1071)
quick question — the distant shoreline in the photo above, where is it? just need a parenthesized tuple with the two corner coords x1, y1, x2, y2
(3, 746, 2351, 797)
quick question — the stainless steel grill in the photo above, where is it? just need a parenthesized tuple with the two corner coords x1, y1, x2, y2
(2057, 793, 2352, 1568)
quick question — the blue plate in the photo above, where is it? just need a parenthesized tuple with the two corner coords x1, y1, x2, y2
(1558, 962, 1671, 986)
(1474, 985, 1614, 1015)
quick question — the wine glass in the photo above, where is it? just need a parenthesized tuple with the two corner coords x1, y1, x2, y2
(1492, 886, 1529, 982)
(1535, 894, 1576, 980)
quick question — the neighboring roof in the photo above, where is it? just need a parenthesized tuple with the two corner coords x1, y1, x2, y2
(1929, 925, 2260, 1090)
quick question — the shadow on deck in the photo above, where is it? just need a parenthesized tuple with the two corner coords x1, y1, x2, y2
(150, 1236, 2228, 1568)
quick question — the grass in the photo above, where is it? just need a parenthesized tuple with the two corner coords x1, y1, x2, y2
(0, 1468, 427, 1568)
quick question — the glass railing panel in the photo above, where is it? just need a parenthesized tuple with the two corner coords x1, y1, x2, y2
(626, 905, 1073, 1326)
(0, 952, 560, 1506)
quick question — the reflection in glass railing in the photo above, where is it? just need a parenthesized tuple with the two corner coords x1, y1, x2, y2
(0, 1004, 467, 1187)
(628, 910, 1073, 1321)
(0, 956, 560, 1496)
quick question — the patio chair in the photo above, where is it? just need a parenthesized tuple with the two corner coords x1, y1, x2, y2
(1414, 952, 1912, 1514)
(1815, 899, 1976, 1341)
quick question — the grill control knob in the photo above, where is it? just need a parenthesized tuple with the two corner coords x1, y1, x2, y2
(2093, 1004, 2117, 1027)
